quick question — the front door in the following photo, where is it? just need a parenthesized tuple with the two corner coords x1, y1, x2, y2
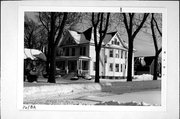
(68, 60, 77, 73)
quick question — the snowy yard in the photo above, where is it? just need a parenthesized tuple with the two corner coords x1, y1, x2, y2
(24, 74, 161, 106)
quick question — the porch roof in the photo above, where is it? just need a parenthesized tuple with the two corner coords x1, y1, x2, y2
(56, 56, 91, 60)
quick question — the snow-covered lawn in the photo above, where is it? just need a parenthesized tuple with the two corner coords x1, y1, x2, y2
(24, 74, 161, 106)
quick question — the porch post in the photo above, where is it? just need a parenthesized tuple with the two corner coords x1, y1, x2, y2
(80, 60, 82, 75)
(88, 60, 90, 75)
(77, 60, 79, 75)
(65, 60, 69, 74)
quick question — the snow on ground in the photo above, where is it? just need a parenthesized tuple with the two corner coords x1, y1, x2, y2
(24, 89, 161, 106)
(95, 101, 153, 106)
(24, 74, 161, 106)
(134, 74, 153, 81)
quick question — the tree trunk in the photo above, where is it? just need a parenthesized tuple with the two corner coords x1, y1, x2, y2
(47, 12, 56, 83)
(153, 53, 158, 80)
(48, 45, 56, 83)
(46, 34, 51, 77)
(95, 49, 100, 83)
(127, 40, 133, 81)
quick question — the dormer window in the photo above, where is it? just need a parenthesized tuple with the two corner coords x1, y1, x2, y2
(112, 38, 120, 45)
(117, 42, 120, 45)
(114, 38, 117, 44)
(67, 38, 72, 44)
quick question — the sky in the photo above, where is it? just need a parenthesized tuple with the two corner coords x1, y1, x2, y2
(25, 12, 162, 57)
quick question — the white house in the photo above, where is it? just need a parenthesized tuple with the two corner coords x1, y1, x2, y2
(56, 27, 135, 79)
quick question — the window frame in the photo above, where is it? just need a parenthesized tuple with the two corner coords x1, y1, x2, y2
(115, 63, 119, 72)
(109, 49, 114, 57)
(109, 63, 113, 71)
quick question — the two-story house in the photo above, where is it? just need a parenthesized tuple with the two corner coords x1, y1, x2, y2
(56, 27, 135, 79)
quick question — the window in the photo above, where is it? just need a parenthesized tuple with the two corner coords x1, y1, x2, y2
(67, 38, 71, 44)
(115, 50, 119, 58)
(115, 64, 119, 72)
(72, 48, 75, 56)
(121, 50, 123, 58)
(93, 62, 96, 71)
(80, 47, 86, 56)
(109, 49, 113, 57)
(65, 48, 69, 56)
(109, 63, 113, 71)
(114, 38, 117, 45)
(82, 61, 88, 70)
(120, 64, 123, 72)
(117, 42, 120, 45)
(125, 51, 127, 59)
(112, 41, 114, 44)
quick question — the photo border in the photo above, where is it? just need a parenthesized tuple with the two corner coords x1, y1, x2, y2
(17, 5, 167, 111)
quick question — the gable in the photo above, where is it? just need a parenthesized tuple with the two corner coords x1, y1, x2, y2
(105, 32, 128, 49)
(60, 31, 77, 46)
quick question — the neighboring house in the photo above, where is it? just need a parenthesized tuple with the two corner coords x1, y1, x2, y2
(134, 56, 161, 76)
(56, 27, 135, 79)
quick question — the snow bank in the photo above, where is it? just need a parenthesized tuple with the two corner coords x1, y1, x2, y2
(134, 74, 153, 81)
(24, 83, 102, 99)
(95, 100, 155, 106)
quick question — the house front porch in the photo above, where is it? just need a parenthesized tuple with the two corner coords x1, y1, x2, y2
(56, 56, 91, 77)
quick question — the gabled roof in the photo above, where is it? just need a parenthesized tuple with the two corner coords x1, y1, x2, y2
(103, 32, 117, 45)
(61, 27, 129, 51)
(103, 32, 129, 50)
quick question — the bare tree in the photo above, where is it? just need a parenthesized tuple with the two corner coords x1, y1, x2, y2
(122, 13, 149, 81)
(150, 13, 162, 80)
(91, 13, 110, 83)
(24, 15, 39, 49)
(38, 12, 81, 83)
(38, 12, 68, 83)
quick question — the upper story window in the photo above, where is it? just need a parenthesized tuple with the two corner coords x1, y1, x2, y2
(114, 38, 117, 44)
(112, 38, 120, 45)
(109, 49, 113, 57)
(72, 48, 75, 56)
(121, 50, 123, 59)
(117, 42, 120, 45)
(115, 50, 119, 58)
(80, 46, 86, 56)
(65, 48, 69, 56)
(66, 38, 72, 44)
(125, 51, 127, 59)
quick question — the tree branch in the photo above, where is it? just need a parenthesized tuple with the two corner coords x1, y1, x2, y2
(132, 13, 149, 40)
(151, 13, 158, 52)
(92, 13, 100, 48)
(153, 16, 162, 36)
(157, 47, 162, 55)
(123, 13, 129, 32)
(39, 13, 49, 33)
(55, 12, 68, 46)
(100, 13, 110, 44)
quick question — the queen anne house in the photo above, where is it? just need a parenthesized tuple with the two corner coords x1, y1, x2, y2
(56, 27, 135, 79)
